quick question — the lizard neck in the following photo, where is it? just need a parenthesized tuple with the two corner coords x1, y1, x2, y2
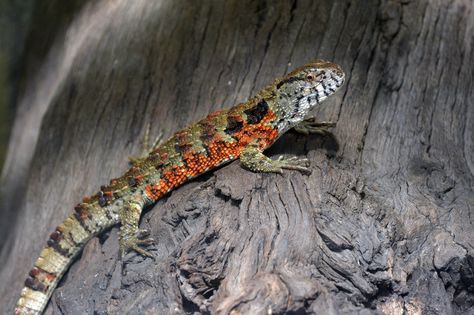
(261, 86, 312, 135)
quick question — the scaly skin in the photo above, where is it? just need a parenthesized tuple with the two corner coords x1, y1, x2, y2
(15, 60, 345, 315)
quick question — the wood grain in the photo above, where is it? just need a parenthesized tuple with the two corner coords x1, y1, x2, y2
(1, 0, 472, 314)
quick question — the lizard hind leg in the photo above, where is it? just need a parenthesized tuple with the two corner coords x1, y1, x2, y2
(119, 195, 155, 260)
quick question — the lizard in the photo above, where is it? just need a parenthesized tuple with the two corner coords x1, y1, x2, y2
(14, 59, 345, 315)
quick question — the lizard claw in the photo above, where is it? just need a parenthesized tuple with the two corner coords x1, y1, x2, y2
(274, 156, 312, 175)
(119, 228, 155, 260)
(129, 244, 155, 259)
(136, 237, 155, 246)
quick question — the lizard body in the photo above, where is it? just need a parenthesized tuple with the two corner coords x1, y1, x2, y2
(15, 60, 344, 315)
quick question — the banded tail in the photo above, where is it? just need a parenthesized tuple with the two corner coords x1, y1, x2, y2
(15, 201, 119, 315)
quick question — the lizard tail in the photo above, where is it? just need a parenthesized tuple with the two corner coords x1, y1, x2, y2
(15, 203, 117, 315)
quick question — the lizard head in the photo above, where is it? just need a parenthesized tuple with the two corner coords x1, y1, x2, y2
(272, 59, 345, 131)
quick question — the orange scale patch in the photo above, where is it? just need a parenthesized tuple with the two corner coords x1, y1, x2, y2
(145, 184, 163, 201)
(145, 108, 279, 203)
(103, 191, 113, 199)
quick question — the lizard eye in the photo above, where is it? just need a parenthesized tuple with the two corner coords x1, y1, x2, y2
(306, 73, 315, 80)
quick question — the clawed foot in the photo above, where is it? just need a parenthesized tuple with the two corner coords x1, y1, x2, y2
(294, 118, 336, 136)
(119, 228, 155, 260)
(274, 155, 311, 175)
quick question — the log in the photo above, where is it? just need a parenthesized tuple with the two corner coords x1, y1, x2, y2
(1, 0, 473, 314)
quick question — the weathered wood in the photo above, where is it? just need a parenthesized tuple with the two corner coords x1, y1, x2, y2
(1, 0, 473, 314)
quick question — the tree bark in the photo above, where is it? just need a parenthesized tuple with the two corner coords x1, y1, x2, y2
(1, 0, 473, 314)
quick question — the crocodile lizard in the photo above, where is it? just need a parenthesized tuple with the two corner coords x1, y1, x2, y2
(15, 59, 345, 315)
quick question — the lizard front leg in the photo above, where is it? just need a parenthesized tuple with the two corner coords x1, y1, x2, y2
(293, 118, 336, 136)
(240, 141, 311, 174)
(119, 194, 154, 258)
